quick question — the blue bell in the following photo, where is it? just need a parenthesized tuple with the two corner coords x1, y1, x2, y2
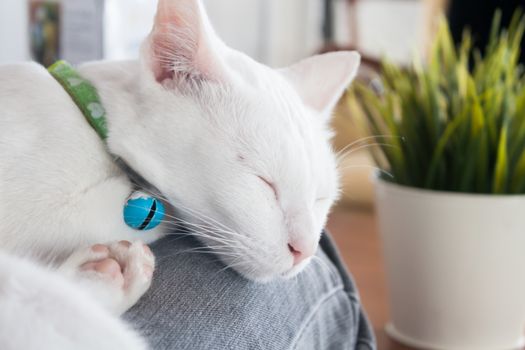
(123, 191, 165, 230)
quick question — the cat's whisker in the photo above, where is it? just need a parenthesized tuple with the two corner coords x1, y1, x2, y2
(337, 164, 394, 179)
(129, 189, 242, 239)
(156, 251, 242, 264)
(171, 229, 238, 247)
(131, 185, 286, 269)
(176, 204, 240, 236)
(336, 142, 398, 163)
(164, 199, 237, 235)
(123, 203, 239, 245)
(132, 190, 258, 255)
(174, 221, 241, 246)
(217, 259, 247, 274)
(159, 251, 243, 263)
(153, 227, 239, 253)
(156, 245, 242, 260)
(335, 134, 400, 159)
(165, 218, 235, 239)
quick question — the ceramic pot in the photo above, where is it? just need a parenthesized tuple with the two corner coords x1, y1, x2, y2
(375, 178, 525, 350)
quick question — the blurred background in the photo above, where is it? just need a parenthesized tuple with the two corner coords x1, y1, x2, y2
(0, 0, 428, 67)
(1, 1, 524, 349)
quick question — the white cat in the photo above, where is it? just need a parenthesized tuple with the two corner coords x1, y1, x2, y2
(0, 0, 360, 348)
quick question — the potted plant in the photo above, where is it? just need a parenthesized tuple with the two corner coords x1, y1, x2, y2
(352, 11, 525, 350)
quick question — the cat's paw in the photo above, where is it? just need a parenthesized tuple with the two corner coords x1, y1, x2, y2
(60, 241, 155, 315)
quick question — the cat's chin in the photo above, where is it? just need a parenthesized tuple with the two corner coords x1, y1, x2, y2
(224, 261, 294, 284)
(281, 257, 312, 279)
(229, 257, 312, 284)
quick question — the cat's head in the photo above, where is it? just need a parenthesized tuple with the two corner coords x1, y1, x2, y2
(119, 0, 359, 281)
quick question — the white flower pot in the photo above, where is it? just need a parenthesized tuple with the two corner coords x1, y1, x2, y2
(375, 178, 525, 350)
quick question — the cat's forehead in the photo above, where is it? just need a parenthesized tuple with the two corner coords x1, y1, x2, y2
(232, 81, 322, 151)
(236, 67, 318, 134)
(198, 57, 334, 172)
(232, 83, 334, 181)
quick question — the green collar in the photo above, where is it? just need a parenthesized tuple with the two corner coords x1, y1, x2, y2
(48, 60, 160, 195)
(48, 61, 166, 231)
(48, 60, 109, 140)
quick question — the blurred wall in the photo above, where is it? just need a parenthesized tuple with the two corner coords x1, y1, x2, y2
(104, 0, 323, 67)
(0, 0, 425, 66)
(357, 0, 425, 64)
(0, 0, 29, 62)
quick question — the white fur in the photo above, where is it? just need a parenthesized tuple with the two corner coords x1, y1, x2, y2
(59, 241, 155, 315)
(0, 252, 147, 350)
(0, 0, 360, 348)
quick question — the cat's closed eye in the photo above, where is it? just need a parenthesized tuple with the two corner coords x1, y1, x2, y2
(257, 176, 278, 201)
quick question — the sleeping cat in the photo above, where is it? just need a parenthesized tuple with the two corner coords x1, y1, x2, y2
(0, 0, 360, 347)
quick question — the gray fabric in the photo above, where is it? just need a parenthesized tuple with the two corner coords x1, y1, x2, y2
(124, 231, 376, 350)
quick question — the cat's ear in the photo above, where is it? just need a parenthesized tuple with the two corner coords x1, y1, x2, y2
(281, 51, 361, 117)
(143, 0, 224, 84)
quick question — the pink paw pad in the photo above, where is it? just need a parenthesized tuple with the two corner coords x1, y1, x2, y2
(81, 258, 125, 286)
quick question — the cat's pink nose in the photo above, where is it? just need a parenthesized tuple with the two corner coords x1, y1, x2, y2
(288, 242, 313, 266)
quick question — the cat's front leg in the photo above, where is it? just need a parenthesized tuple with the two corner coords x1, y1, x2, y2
(59, 240, 155, 315)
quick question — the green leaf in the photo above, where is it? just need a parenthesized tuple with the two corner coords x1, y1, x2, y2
(352, 9, 525, 194)
(510, 149, 525, 192)
(492, 125, 509, 193)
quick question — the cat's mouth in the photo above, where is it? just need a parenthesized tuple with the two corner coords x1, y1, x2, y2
(203, 232, 318, 282)
(209, 244, 299, 282)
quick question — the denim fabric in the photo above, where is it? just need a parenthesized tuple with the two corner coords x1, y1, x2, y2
(124, 231, 376, 350)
